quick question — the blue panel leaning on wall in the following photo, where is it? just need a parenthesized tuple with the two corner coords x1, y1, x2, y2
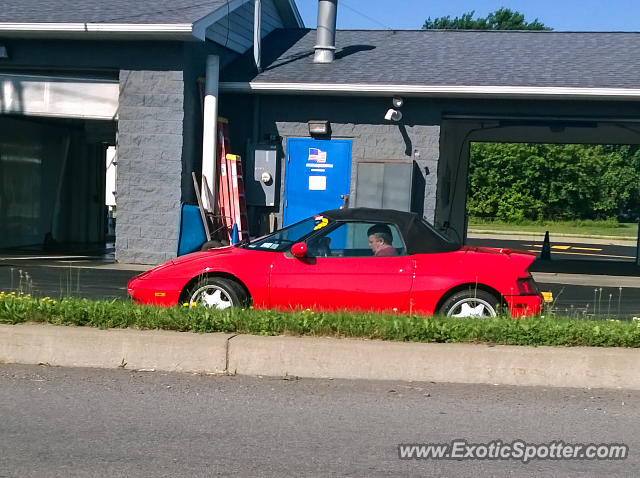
(176, 204, 207, 256)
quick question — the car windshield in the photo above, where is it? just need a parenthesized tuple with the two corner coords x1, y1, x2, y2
(244, 215, 331, 252)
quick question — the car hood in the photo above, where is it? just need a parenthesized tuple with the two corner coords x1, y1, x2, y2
(133, 246, 241, 281)
(170, 245, 237, 266)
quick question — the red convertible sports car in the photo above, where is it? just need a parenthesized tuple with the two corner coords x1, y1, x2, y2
(128, 208, 542, 318)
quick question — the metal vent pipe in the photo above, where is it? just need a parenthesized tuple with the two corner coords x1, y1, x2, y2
(313, 0, 337, 63)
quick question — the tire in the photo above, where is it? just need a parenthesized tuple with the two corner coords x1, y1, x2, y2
(185, 277, 249, 309)
(439, 289, 502, 318)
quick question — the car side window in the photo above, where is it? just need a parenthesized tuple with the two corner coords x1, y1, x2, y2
(307, 221, 406, 258)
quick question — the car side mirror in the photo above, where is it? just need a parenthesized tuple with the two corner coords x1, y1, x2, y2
(291, 242, 307, 258)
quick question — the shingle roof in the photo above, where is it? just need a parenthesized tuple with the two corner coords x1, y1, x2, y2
(221, 29, 640, 90)
(0, 0, 228, 24)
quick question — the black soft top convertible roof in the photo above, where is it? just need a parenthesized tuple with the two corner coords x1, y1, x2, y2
(321, 208, 460, 255)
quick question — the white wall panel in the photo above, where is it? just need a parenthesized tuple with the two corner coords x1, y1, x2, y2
(0, 73, 118, 120)
(207, 0, 284, 53)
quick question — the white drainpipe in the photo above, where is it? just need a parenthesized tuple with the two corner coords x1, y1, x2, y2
(201, 55, 220, 210)
(254, 0, 262, 71)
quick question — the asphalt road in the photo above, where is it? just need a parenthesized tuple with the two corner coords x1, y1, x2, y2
(0, 264, 135, 301)
(468, 237, 638, 262)
(0, 363, 638, 477)
(536, 281, 640, 319)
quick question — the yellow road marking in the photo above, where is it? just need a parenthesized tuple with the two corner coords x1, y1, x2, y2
(527, 249, 634, 260)
(526, 244, 603, 251)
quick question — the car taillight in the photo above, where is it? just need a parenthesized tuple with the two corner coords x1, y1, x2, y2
(516, 276, 539, 295)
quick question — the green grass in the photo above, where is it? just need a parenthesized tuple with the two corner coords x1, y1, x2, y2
(468, 218, 638, 238)
(2, 292, 639, 348)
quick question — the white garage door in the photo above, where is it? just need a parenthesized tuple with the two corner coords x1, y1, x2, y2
(1, 73, 118, 120)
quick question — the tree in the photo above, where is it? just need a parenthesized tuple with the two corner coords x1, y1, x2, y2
(467, 143, 640, 222)
(422, 8, 551, 31)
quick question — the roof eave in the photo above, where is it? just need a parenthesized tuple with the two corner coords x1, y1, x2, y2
(0, 23, 198, 40)
(219, 82, 640, 101)
(276, 0, 305, 28)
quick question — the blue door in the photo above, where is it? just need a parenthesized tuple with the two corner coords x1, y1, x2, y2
(283, 138, 352, 226)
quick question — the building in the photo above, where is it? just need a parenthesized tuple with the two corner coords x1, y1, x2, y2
(0, 0, 302, 263)
(3, 1, 640, 264)
(220, 26, 640, 260)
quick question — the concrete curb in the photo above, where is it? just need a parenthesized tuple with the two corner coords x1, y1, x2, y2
(227, 335, 640, 389)
(2, 324, 640, 389)
(0, 324, 231, 373)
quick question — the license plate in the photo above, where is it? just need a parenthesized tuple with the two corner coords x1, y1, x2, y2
(541, 291, 553, 303)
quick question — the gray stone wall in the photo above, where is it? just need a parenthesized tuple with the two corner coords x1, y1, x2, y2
(116, 70, 184, 264)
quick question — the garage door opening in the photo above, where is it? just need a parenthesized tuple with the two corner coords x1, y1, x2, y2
(465, 141, 640, 264)
(0, 115, 116, 254)
(436, 119, 640, 267)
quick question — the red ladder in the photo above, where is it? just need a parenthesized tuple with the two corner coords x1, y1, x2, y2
(216, 119, 249, 242)
(225, 153, 249, 241)
(217, 119, 233, 241)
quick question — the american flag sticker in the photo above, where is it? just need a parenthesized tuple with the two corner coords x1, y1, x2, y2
(308, 148, 327, 163)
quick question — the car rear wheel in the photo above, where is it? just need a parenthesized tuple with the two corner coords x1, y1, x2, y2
(186, 277, 249, 309)
(439, 290, 502, 318)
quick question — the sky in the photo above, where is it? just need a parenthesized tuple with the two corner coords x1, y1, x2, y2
(295, 0, 640, 31)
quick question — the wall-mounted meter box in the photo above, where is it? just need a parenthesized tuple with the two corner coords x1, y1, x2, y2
(246, 144, 279, 207)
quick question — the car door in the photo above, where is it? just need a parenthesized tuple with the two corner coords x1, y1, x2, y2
(269, 221, 415, 313)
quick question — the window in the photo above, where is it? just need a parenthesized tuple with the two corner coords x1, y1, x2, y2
(247, 216, 327, 252)
(307, 221, 406, 258)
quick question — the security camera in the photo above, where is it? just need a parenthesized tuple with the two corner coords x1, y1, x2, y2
(384, 108, 403, 122)
(392, 97, 404, 108)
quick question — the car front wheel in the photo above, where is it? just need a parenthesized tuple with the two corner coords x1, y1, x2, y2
(185, 277, 249, 309)
(439, 290, 502, 318)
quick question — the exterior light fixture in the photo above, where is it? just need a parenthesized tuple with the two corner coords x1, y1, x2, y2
(0, 46, 7, 59)
(385, 97, 404, 121)
(384, 109, 402, 122)
(308, 120, 331, 136)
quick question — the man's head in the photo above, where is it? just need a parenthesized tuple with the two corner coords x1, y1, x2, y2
(367, 224, 393, 253)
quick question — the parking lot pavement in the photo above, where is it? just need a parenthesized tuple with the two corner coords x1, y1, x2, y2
(0, 263, 138, 300)
(467, 230, 638, 246)
(468, 235, 638, 262)
(0, 249, 151, 300)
